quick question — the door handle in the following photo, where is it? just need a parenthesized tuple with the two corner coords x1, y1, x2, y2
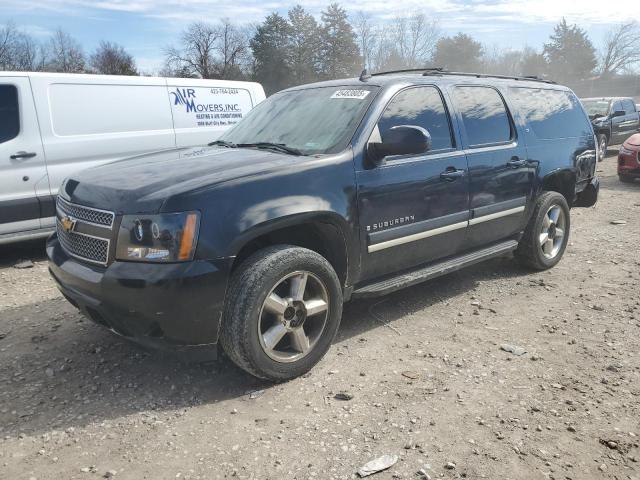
(507, 157, 526, 168)
(10, 151, 37, 160)
(440, 167, 465, 181)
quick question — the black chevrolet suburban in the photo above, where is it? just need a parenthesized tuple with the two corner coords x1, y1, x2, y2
(48, 69, 599, 381)
(581, 96, 640, 161)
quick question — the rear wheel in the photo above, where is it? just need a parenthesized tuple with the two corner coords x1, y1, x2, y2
(597, 134, 608, 162)
(515, 192, 570, 270)
(220, 245, 343, 381)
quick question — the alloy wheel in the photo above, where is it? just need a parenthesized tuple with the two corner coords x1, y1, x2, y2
(599, 137, 607, 161)
(258, 271, 329, 363)
(539, 204, 566, 259)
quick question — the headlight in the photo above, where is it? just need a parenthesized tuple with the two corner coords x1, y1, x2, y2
(620, 146, 635, 156)
(115, 211, 200, 262)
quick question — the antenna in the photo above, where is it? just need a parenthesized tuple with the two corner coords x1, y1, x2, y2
(359, 69, 372, 82)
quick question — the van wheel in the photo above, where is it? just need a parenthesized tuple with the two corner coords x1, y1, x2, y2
(220, 245, 343, 381)
(597, 134, 608, 161)
(515, 192, 570, 270)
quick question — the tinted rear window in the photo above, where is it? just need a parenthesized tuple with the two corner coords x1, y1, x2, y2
(511, 88, 591, 139)
(452, 86, 512, 146)
(0, 85, 20, 144)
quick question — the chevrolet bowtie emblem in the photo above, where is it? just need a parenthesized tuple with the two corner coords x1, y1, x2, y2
(60, 216, 76, 233)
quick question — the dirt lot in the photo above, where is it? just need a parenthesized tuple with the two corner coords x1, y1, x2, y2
(1, 154, 639, 480)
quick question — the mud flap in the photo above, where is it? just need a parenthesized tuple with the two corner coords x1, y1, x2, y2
(573, 177, 599, 208)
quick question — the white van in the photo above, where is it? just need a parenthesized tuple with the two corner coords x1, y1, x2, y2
(0, 72, 265, 244)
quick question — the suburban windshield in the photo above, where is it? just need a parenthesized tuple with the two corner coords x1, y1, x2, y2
(581, 99, 610, 117)
(219, 86, 378, 155)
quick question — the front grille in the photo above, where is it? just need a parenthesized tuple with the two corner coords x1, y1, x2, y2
(56, 220, 110, 265)
(57, 196, 114, 228)
(55, 196, 115, 266)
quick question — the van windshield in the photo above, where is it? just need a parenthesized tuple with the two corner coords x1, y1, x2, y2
(581, 99, 610, 118)
(218, 86, 378, 155)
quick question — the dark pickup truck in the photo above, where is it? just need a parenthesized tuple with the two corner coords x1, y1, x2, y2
(48, 70, 599, 381)
(581, 97, 640, 161)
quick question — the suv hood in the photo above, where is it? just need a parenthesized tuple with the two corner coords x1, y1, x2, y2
(61, 146, 308, 213)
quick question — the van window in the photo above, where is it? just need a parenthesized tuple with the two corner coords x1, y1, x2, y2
(48, 84, 173, 136)
(378, 86, 453, 151)
(0, 85, 20, 144)
(452, 86, 512, 146)
(511, 88, 592, 139)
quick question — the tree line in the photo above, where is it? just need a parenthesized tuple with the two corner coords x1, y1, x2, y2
(2, 3, 640, 95)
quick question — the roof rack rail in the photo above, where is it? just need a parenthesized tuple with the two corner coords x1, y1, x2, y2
(370, 67, 555, 84)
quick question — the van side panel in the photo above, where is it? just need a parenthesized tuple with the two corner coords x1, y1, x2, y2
(167, 78, 266, 147)
(30, 75, 177, 203)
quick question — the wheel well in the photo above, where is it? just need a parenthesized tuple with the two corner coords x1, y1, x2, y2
(232, 221, 349, 287)
(542, 172, 575, 207)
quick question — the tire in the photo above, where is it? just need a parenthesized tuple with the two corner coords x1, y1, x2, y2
(220, 245, 343, 381)
(619, 174, 635, 184)
(597, 134, 608, 162)
(515, 192, 570, 270)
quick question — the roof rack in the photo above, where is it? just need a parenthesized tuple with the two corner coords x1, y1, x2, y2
(370, 67, 555, 84)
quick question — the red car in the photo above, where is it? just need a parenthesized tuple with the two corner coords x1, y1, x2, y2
(619, 134, 640, 183)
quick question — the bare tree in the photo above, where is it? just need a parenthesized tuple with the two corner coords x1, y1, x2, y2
(396, 14, 439, 68)
(90, 41, 137, 75)
(165, 22, 220, 78)
(353, 11, 376, 71)
(599, 21, 640, 77)
(165, 20, 250, 79)
(215, 19, 251, 79)
(364, 14, 439, 72)
(45, 28, 85, 73)
(0, 22, 41, 71)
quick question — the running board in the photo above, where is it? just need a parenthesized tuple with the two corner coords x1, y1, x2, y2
(352, 240, 518, 299)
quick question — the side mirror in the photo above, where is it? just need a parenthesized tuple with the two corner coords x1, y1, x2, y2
(612, 110, 625, 118)
(368, 125, 432, 165)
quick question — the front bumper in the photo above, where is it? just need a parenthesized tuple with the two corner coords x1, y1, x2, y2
(47, 234, 230, 357)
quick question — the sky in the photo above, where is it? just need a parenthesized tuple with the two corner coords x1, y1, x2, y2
(1, 0, 638, 73)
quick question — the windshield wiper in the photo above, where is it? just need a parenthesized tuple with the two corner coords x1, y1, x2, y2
(208, 139, 237, 148)
(238, 142, 303, 156)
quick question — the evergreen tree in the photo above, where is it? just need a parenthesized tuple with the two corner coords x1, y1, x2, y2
(250, 13, 292, 94)
(543, 18, 596, 82)
(288, 5, 321, 84)
(318, 3, 361, 79)
(432, 33, 483, 72)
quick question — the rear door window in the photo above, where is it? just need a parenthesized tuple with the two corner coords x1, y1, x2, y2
(510, 88, 592, 139)
(451, 86, 512, 147)
(0, 85, 20, 144)
(378, 86, 453, 151)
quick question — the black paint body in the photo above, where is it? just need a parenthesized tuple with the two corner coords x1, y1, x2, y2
(48, 74, 599, 354)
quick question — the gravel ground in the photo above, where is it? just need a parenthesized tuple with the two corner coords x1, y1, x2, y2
(0, 153, 638, 480)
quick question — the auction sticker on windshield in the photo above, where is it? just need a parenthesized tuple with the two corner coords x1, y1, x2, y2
(331, 89, 370, 100)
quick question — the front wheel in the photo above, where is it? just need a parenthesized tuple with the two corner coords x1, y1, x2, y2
(220, 245, 343, 381)
(515, 192, 570, 270)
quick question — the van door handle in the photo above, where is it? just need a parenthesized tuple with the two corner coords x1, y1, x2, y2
(440, 167, 465, 181)
(10, 151, 37, 160)
(507, 157, 526, 168)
